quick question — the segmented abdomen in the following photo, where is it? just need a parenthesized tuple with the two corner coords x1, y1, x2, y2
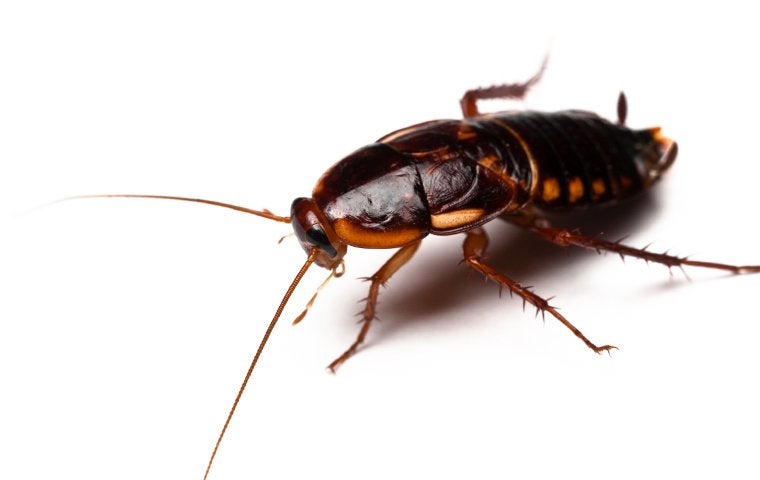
(471, 111, 673, 208)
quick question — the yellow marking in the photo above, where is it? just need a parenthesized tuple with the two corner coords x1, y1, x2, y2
(591, 179, 606, 199)
(333, 219, 424, 249)
(457, 126, 477, 140)
(492, 119, 539, 196)
(430, 208, 486, 230)
(648, 126, 664, 141)
(541, 178, 561, 202)
(648, 126, 675, 156)
(409, 145, 449, 158)
(478, 153, 499, 169)
(568, 177, 584, 203)
(647, 126, 677, 183)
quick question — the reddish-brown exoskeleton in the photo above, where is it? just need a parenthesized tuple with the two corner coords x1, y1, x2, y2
(67, 63, 760, 479)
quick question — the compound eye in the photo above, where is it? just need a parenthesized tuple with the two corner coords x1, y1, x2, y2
(290, 197, 343, 264)
(305, 225, 337, 258)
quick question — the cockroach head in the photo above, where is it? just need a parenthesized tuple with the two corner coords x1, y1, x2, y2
(290, 197, 347, 269)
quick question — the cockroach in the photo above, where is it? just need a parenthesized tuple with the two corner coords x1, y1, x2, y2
(65, 62, 760, 479)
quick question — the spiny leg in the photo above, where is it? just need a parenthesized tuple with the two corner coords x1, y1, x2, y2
(327, 241, 421, 372)
(505, 213, 760, 275)
(460, 58, 547, 118)
(462, 228, 615, 354)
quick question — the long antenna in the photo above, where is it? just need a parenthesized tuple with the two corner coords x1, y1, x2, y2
(203, 248, 318, 480)
(59, 194, 291, 223)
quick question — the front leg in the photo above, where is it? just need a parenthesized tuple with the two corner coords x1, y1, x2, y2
(327, 241, 421, 372)
(462, 227, 616, 354)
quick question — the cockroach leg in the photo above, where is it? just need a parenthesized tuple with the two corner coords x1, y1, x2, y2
(327, 241, 421, 372)
(510, 218, 760, 275)
(463, 227, 616, 354)
(459, 58, 547, 118)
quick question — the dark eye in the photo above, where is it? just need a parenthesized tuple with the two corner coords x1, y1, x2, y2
(306, 226, 337, 258)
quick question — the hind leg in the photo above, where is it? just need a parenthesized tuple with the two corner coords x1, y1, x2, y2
(460, 58, 547, 118)
(505, 211, 760, 275)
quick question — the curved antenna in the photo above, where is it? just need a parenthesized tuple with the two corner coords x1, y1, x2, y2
(59, 194, 291, 223)
(203, 248, 318, 480)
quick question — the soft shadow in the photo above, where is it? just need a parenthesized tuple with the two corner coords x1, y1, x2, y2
(362, 189, 665, 345)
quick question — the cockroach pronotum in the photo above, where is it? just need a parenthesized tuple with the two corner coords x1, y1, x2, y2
(64, 62, 760, 479)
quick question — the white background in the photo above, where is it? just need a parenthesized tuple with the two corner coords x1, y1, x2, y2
(2, 2, 759, 479)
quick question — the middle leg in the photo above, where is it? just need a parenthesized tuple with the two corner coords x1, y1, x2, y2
(462, 227, 616, 354)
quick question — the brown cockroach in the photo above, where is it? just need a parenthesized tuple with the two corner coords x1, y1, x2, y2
(67, 63, 760, 479)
